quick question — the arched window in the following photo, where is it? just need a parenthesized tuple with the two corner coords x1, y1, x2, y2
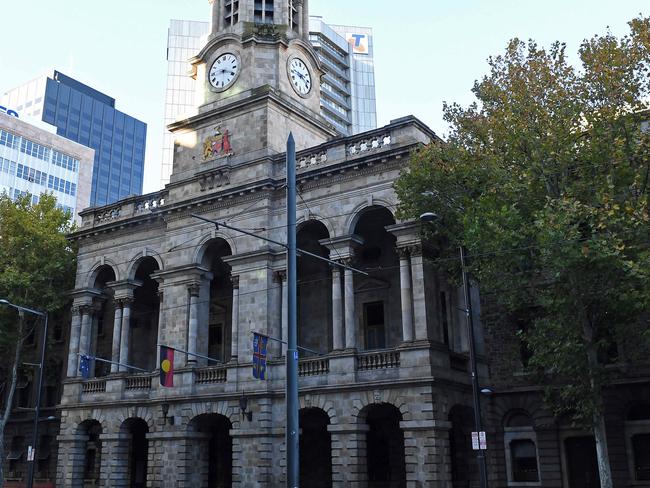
(510, 439, 539, 481)
(503, 410, 540, 484)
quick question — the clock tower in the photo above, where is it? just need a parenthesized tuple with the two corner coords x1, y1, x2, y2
(167, 0, 336, 185)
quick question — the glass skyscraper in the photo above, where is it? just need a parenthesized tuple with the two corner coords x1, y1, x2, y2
(160, 17, 376, 186)
(2, 71, 146, 207)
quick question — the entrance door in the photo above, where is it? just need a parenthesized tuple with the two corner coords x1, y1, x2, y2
(565, 436, 600, 488)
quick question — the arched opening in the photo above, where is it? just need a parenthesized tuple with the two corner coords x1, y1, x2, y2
(503, 410, 539, 483)
(297, 220, 331, 354)
(76, 420, 102, 488)
(120, 418, 149, 488)
(352, 207, 399, 350)
(91, 265, 116, 377)
(362, 403, 406, 487)
(449, 405, 478, 487)
(299, 408, 332, 487)
(187, 414, 233, 487)
(201, 239, 233, 363)
(130, 257, 160, 371)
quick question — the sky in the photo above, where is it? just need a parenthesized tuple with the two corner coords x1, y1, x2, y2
(1, 0, 647, 194)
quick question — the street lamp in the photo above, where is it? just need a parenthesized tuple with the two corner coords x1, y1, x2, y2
(0, 299, 48, 488)
(419, 214, 489, 488)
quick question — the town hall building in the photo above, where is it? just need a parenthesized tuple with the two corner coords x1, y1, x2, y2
(37, 1, 649, 487)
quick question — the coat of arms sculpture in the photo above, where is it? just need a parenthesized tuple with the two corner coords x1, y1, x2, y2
(203, 126, 233, 160)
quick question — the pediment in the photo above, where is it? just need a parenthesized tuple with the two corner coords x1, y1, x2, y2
(355, 276, 390, 293)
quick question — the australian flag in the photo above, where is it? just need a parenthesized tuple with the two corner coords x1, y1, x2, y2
(252, 333, 269, 380)
(79, 355, 91, 379)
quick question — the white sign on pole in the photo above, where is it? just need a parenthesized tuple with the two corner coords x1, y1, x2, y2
(471, 431, 479, 450)
(27, 445, 35, 461)
(479, 431, 487, 450)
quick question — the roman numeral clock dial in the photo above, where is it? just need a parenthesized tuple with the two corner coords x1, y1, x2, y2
(288, 57, 312, 96)
(209, 53, 239, 91)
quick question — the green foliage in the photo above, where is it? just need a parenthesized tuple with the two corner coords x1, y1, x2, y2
(396, 17, 650, 426)
(0, 193, 77, 351)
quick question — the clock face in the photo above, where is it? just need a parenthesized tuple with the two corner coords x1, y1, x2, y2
(209, 53, 239, 90)
(288, 58, 312, 95)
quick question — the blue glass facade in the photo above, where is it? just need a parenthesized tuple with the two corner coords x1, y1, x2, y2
(42, 72, 146, 207)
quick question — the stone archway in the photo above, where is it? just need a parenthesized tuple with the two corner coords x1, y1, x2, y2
(299, 407, 332, 487)
(361, 402, 406, 488)
(187, 413, 233, 487)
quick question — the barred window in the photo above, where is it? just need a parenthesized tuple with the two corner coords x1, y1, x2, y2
(288, 0, 298, 31)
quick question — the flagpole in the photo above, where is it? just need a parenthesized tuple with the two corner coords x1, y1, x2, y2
(252, 331, 322, 357)
(157, 344, 223, 364)
(78, 354, 148, 373)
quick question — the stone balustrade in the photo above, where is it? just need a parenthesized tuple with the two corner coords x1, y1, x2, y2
(81, 189, 169, 228)
(357, 350, 401, 371)
(195, 366, 228, 384)
(81, 379, 107, 394)
(124, 374, 153, 390)
(346, 133, 391, 157)
(298, 358, 330, 377)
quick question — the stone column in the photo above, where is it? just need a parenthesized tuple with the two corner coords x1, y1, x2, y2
(295, 0, 304, 35)
(331, 264, 344, 350)
(302, 0, 310, 40)
(156, 290, 164, 366)
(55, 433, 88, 487)
(344, 263, 357, 350)
(118, 298, 132, 372)
(410, 245, 429, 341)
(187, 284, 200, 366)
(328, 424, 369, 487)
(400, 420, 452, 486)
(78, 305, 93, 359)
(398, 247, 414, 342)
(110, 300, 123, 373)
(209, 0, 220, 35)
(230, 276, 240, 361)
(66, 307, 82, 377)
(278, 270, 288, 356)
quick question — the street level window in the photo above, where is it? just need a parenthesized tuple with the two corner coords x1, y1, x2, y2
(510, 439, 540, 482)
(503, 410, 541, 485)
(626, 404, 650, 481)
(633, 434, 650, 480)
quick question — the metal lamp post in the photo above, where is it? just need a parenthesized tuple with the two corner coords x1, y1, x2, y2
(0, 299, 48, 488)
(419, 213, 488, 488)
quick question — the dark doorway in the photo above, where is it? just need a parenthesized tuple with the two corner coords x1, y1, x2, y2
(188, 414, 233, 487)
(365, 403, 406, 487)
(300, 408, 332, 487)
(449, 405, 478, 487)
(565, 436, 600, 488)
(364, 301, 386, 350)
(122, 418, 149, 488)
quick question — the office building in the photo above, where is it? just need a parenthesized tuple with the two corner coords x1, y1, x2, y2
(2, 71, 146, 207)
(0, 112, 94, 223)
(160, 16, 376, 185)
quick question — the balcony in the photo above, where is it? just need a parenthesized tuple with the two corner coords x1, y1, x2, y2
(65, 343, 441, 405)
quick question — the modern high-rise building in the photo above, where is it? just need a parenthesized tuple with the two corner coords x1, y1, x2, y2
(160, 16, 376, 186)
(0, 112, 94, 223)
(309, 18, 377, 135)
(2, 71, 147, 207)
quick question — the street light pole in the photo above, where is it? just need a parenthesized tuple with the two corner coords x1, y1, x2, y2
(460, 246, 488, 488)
(418, 215, 488, 487)
(0, 299, 48, 488)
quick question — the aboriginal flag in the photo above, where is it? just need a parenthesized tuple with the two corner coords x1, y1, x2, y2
(252, 333, 269, 380)
(159, 346, 174, 387)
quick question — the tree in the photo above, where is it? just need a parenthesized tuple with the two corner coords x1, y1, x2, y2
(396, 17, 650, 488)
(0, 193, 76, 486)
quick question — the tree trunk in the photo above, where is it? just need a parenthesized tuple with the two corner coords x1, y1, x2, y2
(593, 408, 613, 488)
(0, 315, 25, 488)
